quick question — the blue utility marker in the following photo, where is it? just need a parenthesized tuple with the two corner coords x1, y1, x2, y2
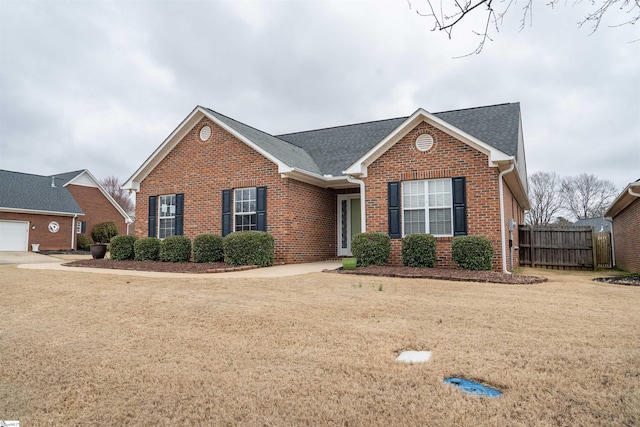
(444, 377, 502, 398)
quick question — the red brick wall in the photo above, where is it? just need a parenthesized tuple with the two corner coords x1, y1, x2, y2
(67, 184, 128, 239)
(0, 212, 73, 250)
(364, 120, 521, 271)
(612, 197, 640, 273)
(135, 117, 336, 264)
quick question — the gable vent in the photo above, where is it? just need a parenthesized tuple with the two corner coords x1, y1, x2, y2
(199, 125, 212, 141)
(415, 134, 434, 152)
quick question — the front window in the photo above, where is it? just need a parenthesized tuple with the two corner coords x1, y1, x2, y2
(234, 187, 257, 231)
(158, 194, 176, 239)
(402, 178, 452, 236)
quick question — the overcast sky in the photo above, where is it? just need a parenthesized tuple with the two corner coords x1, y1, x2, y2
(1, 0, 638, 195)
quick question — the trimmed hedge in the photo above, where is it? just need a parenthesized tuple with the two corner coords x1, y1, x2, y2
(160, 236, 192, 262)
(110, 235, 138, 261)
(402, 234, 436, 267)
(77, 233, 91, 251)
(351, 232, 390, 267)
(134, 237, 160, 261)
(193, 234, 224, 263)
(452, 236, 494, 270)
(223, 231, 274, 267)
(91, 221, 119, 244)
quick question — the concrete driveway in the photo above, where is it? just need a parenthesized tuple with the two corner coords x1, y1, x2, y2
(0, 251, 64, 265)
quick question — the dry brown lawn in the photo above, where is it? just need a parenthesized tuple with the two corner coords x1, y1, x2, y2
(1, 265, 638, 426)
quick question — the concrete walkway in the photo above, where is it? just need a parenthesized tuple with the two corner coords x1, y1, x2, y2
(0, 251, 63, 265)
(16, 257, 342, 279)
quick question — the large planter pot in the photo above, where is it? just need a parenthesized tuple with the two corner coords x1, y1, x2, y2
(90, 244, 107, 259)
(342, 258, 357, 270)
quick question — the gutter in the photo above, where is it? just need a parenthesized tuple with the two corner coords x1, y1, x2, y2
(629, 187, 640, 198)
(499, 163, 515, 274)
(346, 175, 367, 232)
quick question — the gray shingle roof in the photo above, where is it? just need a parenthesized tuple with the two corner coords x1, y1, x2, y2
(0, 170, 84, 214)
(277, 117, 407, 177)
(276, 103, 521, 176)
(203, 108, 322, 175)
(203, 103, 521, 178)
(50, 170, 84, 184)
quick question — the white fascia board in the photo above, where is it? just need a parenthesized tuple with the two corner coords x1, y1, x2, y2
(282, 168, 353, 189)
(63, 170, 96, 188)
(495, 159, 531, 210)
(76, 169, 133, 223)
(604, 181, 640, 217)
(200, 109, 292, 174)
(344, 108, 512, 176)
(122, 106, 204, 191)
(0, 207, 84, 217)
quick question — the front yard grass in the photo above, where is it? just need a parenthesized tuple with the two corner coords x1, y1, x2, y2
(0, 266, 638, 426)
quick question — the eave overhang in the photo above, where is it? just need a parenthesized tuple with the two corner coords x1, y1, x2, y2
(604, 181, 640, 218)
(0, 207, 84, 217)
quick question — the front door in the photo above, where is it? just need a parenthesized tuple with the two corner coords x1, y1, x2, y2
(337, 195, 361, 256)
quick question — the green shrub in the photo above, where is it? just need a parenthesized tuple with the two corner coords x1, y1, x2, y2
(193, 234, 224, 263)
(77, 233, 91, 251)
(134, 237, 160, 261)
(452, 236, 494, 270)
(91, 221, 119, 244)
(223, 231, 274, 267)
(159, 236, 192, 262)
(402, 234, 436, 267)
(110, 235, 138, 261)
(351, 232, 390, 267)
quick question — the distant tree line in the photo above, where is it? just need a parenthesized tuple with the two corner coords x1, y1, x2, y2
(526, 172, 618, 225)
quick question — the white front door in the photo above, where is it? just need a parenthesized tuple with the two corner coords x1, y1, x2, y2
(337, 195, 361, 256)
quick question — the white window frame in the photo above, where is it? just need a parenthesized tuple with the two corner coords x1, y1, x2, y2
(401, 178, 453, 237)
(76, 221, 82, 234)
(158, 194, 176, 239)
(233, 187, 257, 232)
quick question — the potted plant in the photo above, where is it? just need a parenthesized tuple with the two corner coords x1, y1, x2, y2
(90, 221, 119, 259)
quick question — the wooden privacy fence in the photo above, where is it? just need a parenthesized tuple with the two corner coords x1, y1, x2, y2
(519, 225, 612, 270)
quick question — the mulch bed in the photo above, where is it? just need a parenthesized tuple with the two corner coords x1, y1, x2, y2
(593, 274, 640, 286)
(327, 265, 547, 284)
(63, 259, 258, 273)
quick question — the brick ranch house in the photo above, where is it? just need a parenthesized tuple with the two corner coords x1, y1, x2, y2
(604, 179, 640, 273)
(0, 169, 132, 251)
(123, 103, 530, 272)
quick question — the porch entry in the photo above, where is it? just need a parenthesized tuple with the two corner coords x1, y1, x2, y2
(337, 195, 361, 256)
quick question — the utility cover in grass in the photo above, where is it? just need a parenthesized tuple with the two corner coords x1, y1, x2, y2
(396, 351, 432, 363)
(444, 377, 502, 398)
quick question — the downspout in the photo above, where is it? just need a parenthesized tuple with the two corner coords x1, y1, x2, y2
(346, 175, 366, 232)
(499, 163, 515, 274)
(629, 187, 640, 198)
(71, 214, 77, 250)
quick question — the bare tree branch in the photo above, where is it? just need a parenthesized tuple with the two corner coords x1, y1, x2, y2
(408, 0, 640, 54)
(101, 176, 135, 216)
(560, 173, 618, 220)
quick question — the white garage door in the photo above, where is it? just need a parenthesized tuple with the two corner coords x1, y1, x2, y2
(0, 220, 29, 251)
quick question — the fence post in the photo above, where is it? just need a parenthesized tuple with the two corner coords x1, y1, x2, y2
(530, 226, 535, 268)
(591, 228, 597, 271)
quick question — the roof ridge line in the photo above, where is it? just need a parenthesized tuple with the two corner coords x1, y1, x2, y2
(435, 102, 516, 115)
(276, 116, 409, 137)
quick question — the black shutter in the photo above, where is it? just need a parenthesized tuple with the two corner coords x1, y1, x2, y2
(222, 189, 232, 237)
(148, 195, 157, 237)
(256, 186, 267, 232)
(175, 193, 184, 235)
(81, 221, 86, 233)
(452, 177, 467, 236)
(388, 181, 401, 238)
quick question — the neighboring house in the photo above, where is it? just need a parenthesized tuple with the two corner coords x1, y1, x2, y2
(123, 103, 530, 271)
(604, 179, 640, 273)
(0, 169, 133, 251)
(574, 217, 612, 233)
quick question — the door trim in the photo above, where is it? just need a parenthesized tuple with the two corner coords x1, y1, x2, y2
(337, 194, 360, 257)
